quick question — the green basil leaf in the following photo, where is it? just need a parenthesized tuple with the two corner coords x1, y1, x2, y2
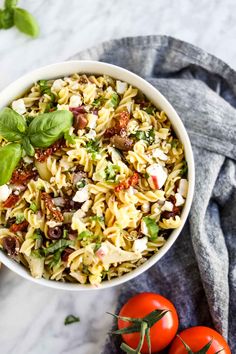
(29, 202, 38, 213)
(0, 10, 3, 29)
(0, 107, 27, 142)
(143, 217, 159, 241)
(1, 9, 14, 29)
(4, 0, 18, 9)
(0, 143, 22, 185)
(64, 315, 80, 326)
(14, 7, 39, 38)
(28, 110, 73, 148)
(22, 136, 35, 156)
(43, 239, 73, 256)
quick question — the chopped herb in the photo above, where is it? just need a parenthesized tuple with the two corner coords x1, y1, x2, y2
(143, 217, 159, 241)
(82, 265, 90, 275)
(144, 106, 155, 115)
(91, 152, 100, 161)
(171, 139, 178, 148)
(64, 315, 80, 326)
(31, 249, 44, 258)
(132, 129, 155, 144)
(90, 215, 104, 223)
(78, 230, 93, 240)
(105, 164, 120, 181)
(64, 130, 76, 144)
(94, 242, 102, 252)
(86, 139, 99, 153)
(48, 249, 62, 268)
(29, 202, 38, 213)
(38, 80, 55, 101)
(144, 172, 150, 179)
(76, 179, 86, 189)
(180, 161, 188, 177)
(44, 102, 54, 113)
(92, 97, 104, 107)
(43, 239, 73, 256)
(15, 214, 25, 224)
(109, 93, 120, 108)
(63, 229, 68, 239)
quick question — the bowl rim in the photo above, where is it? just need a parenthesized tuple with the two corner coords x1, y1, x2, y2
(0, 60, 195, 291)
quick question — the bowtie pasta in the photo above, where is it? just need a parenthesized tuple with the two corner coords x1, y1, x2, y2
(0, 73, 188, 285)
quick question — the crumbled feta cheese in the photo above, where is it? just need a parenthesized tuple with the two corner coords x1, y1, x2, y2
(152, 148, 168, 161)
(99, 241, 141, 265)
(0, 184, 11, 202)
(126, 101, 133, 113)
(106, 86, 113, 93)
(133, 237, 148, 253)
(116, 80, 128, 94)
(81, 200, 92, 212)
(70, 82, 79, 90)
(141, 220, 149, 236)
(175, 193, 185, 206)
(69, 95, 82, 108)
(87, 114, 98, 129)
(127, 187, 135, 196)
(141, 202, 150, 213)
(73, 186, 89, 203)
(23, 156, 33, 164)
(51, 79, 65, 92)
(161, 201, 173, 212)
(146, 164, 167, 190)
(178, 179, 188, 198)
(57, 104, 69, 111)
(46, 220, 62, 228)
(12, 99, 26, 115)
(86, 129, 96, 140)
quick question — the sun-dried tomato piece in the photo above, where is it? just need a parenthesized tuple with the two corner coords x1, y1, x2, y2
(11, 167, 38, 185)
(41, 192, 64, 222)
(35, 139, 65, 162)
(10, 220, 29, 233)
(2, 194, 20, 208)
(115, 172, 139, 192)
(105, 111, 130, 138)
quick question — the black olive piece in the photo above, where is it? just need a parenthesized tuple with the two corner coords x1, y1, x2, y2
(47, 226, 63, 240)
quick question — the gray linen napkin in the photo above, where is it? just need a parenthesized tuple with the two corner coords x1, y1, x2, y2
(70, 36, 236, 353)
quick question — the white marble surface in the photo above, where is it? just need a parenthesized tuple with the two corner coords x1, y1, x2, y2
(1, 0, 236, 353)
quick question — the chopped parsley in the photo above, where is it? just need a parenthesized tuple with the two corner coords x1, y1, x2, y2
(77, 230, 93, 240)
(64, 315, 80, 326)
(29, 202, 38, 213)
(63, 229, 68, 239)
(109, 93, 120, 108)
(180, 161, 188, 177)
(76, 179, 86, 189)
(90, 215, 104, 223)
(15, 214, 25, 224)
(38, 80, 55, 101)
(105, 164, 120, 181)
(64, 130, 76, 144)
(48, 249, 62, 268)
(86, 139, 99, 153)
(94, 242, 102, 252)
(143, 217, 159, 241)
(132, 129, 155, 144)
(144, 106, 155, 115)
(92, 97, 104, 107)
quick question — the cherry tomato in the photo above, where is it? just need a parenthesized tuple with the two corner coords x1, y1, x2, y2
(118, 292, 179, 353)
(169, 326, 231, 354)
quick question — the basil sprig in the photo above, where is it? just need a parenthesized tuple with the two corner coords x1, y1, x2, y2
(0, 107, 27, 141)
(0, 143, 22, 185)
(0, 108, 73, 185)
(28, 110, 73, 148)
(0, 0, 39, 38)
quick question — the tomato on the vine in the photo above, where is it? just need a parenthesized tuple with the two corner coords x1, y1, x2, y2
(169, 326, 231, 354)
(115, 292, 179, 353)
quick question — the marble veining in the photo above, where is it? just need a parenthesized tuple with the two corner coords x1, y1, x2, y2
(0, 0, 236, 353)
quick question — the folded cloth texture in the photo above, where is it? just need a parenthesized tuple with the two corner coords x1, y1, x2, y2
(70, 35, 236, 353)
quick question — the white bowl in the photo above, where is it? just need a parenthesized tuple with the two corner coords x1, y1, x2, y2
(0, 61, 195, 291)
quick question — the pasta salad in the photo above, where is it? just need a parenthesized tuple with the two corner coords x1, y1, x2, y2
(0, 74, 188, 285)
